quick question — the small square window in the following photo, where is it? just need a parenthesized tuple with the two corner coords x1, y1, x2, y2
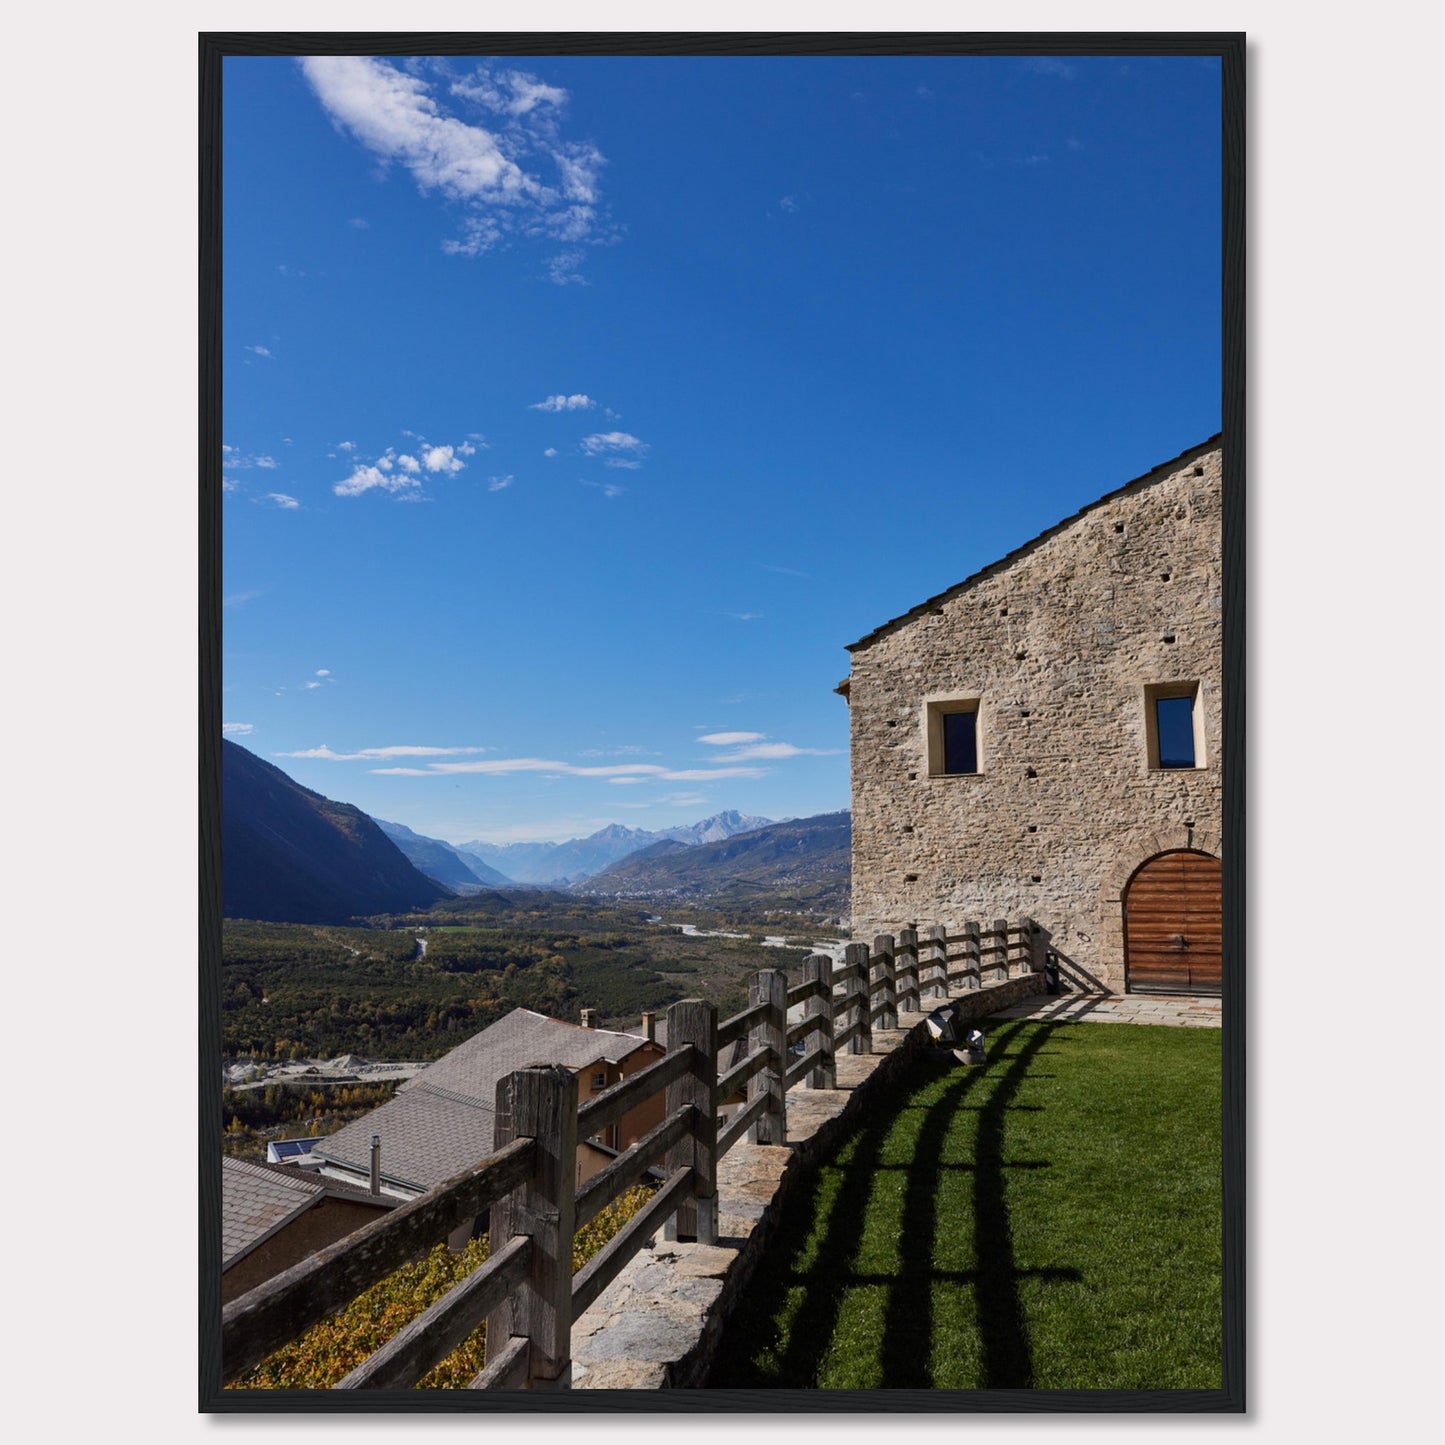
(925, 698, 982, 776)
(591, 1072, 607, 1090)
(1145, 682, 1205, 770)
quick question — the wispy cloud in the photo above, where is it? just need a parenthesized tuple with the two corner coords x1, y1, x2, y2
(349, 216, 370, 229)
(780, 195, 799, 212)
(276, 744, 490, 761)
(580, 431, 647, 462)
(530, 393, 595, 412)
(370, 756, 767, 781)
(223, 445, 279, 470)
(699, 731, 840, 762)
(299, 57, 609, 266)
(544, 447, 559, 458)
(726, 612, 763, 621)
(245, 344, 273, 358)
(264, 492, 300, 509)
(582, 481, 626, 499)
(488, 475, 514, 491)
(223, 590, 260, 609)
(223, 722, 254, 736)
(764, 563, 813, 579)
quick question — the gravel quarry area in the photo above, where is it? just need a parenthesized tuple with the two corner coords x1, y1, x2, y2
(222, 1055, 428, 1090)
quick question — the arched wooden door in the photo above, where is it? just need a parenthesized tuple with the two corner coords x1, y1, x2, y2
(1123, 850, 1222, 995)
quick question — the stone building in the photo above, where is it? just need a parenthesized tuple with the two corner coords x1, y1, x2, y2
(839, 437, 1224, 995)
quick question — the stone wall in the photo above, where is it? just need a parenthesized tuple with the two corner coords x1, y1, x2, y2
(844, 442, 1223, 993)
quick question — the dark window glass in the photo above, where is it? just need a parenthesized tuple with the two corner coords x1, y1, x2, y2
(943, 710, 978, 774)
(1156, 695, 1196, 768)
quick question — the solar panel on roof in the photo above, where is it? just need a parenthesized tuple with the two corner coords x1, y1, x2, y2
(269, 1138, 319, 1159)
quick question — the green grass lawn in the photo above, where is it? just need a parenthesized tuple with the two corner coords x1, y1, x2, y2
(706, 1017, 1222, 1390)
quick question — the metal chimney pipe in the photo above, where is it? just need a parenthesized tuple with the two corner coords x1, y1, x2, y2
(370, 1134, 381, 1195)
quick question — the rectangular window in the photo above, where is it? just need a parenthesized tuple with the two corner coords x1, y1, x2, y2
(1145, 682, 1205, 770)
(1154, 695, 1196, 768)
(926, 698, 982, 776)
(943, 709, 978, 774)
(591, 1072, 607, 1090)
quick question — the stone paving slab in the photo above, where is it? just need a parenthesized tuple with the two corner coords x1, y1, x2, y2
(986, 992, 1221, 1027)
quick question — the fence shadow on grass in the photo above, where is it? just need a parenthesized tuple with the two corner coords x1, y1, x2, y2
(707, 1019, 1082, 1389)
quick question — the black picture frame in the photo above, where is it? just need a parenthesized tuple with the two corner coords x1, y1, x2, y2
(200, 30, 1244, 1413)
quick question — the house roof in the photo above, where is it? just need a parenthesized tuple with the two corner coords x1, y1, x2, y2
(310, 1009, 653, 1194)
(220, 1155, 392, 1268)
(845, 435, 1223, 653)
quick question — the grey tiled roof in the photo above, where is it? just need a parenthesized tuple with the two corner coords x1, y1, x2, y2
(312, 1009, 651, 1194)
(220, 1156, 322, 1266)
(312, 1083, 498, 1193)
(221, 1156, 395, 1267)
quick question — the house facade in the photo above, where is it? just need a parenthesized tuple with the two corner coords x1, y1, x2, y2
(304, 1008, 666, 1208)
(840, 438, 1224, 995)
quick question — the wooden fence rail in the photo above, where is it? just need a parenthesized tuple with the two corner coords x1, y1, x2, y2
(222, 916, 1044, 1391)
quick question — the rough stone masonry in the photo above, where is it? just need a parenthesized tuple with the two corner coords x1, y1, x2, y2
(841, 439, 1224, 993)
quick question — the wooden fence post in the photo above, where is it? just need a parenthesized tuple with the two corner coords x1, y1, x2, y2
(748, 969, 788, 1145)
(924, 925, 948, 999)
(663, 999, 718, 1245)
(484, 1065, 577, 1389)
(963, 920, 981, 990)
(1028, 918, 1049, 975)
(873, 934, 896, 1030)
(1017, 917, 1036, 974)
(804, 953, 835, 1089)
(844, 942, 872, 1054)
(993, 918, 1010, 982)
(896, 927, 919, 1013)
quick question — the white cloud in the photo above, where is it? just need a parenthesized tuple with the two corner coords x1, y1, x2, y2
(265, 493, 300, 509)
(727, 612, 763, 621)
(223, 447, 280, 471)
(698, 732, 764, 746)
(582, 481, 625, 499)
(303, 681, 322, 689)
(780, 195, 799, 212)
(221, 478, 238, 492)
(580, 431, 647, 459)
(334, 464, 421, 498)
(299, 57, 608, 261)
(544, 447, 558, 458)
(603, 458, 640, 470)
(488, 476, 513, 491)
(223, 590, 260, 609)
(397, 454, 421, 473)
(370, 756, 766, 782)
(276, 744, 490, 761)
(223, 722, 254, 736)
(246, 344, 273, 358)
(531, 393, 595, 412)
(336, 440, 356, 452)
(349, 216, 370, 228)
(316, 669, 331, 676)
(422, 444, 464, 474)
(547, 251, 588, 286)
(714, 742, 843, 762)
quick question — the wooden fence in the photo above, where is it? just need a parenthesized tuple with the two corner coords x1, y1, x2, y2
(220, 916, 1045, 1391)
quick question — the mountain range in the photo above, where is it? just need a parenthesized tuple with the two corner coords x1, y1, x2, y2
(222, 741, 451, 924)
(577, 811, 852, 914)
(452, 811, 776, 884)
(222, 741, 847, 923)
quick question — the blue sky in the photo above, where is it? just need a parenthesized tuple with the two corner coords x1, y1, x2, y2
(222, 51, 1221, 845)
